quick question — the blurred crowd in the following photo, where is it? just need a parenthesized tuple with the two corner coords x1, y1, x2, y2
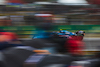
(0, 3, 100, 26)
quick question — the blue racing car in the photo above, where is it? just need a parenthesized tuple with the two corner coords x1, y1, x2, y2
(57, 29, 76, 38)
(32, 29, 76, 39)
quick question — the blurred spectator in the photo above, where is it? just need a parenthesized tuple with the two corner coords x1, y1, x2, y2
(24, 15, 37, 25)
(34, 11, 53, 24)
(4, 18, 12, 26)
(10, 15, 24, 26)
(0, 16, 11, 26)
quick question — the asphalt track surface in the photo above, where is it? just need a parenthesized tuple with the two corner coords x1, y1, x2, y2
(84, 40, 100, 50)
(21, 38, 100, 50)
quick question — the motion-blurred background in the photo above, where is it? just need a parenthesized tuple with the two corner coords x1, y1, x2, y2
(0, 0, 100, 49)
(0, 0, 100, 67)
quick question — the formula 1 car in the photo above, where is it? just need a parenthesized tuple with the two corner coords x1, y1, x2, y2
(56, 29, 76, 38)
(32, 29, 76, 39)
(55, 29, 85, 40)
